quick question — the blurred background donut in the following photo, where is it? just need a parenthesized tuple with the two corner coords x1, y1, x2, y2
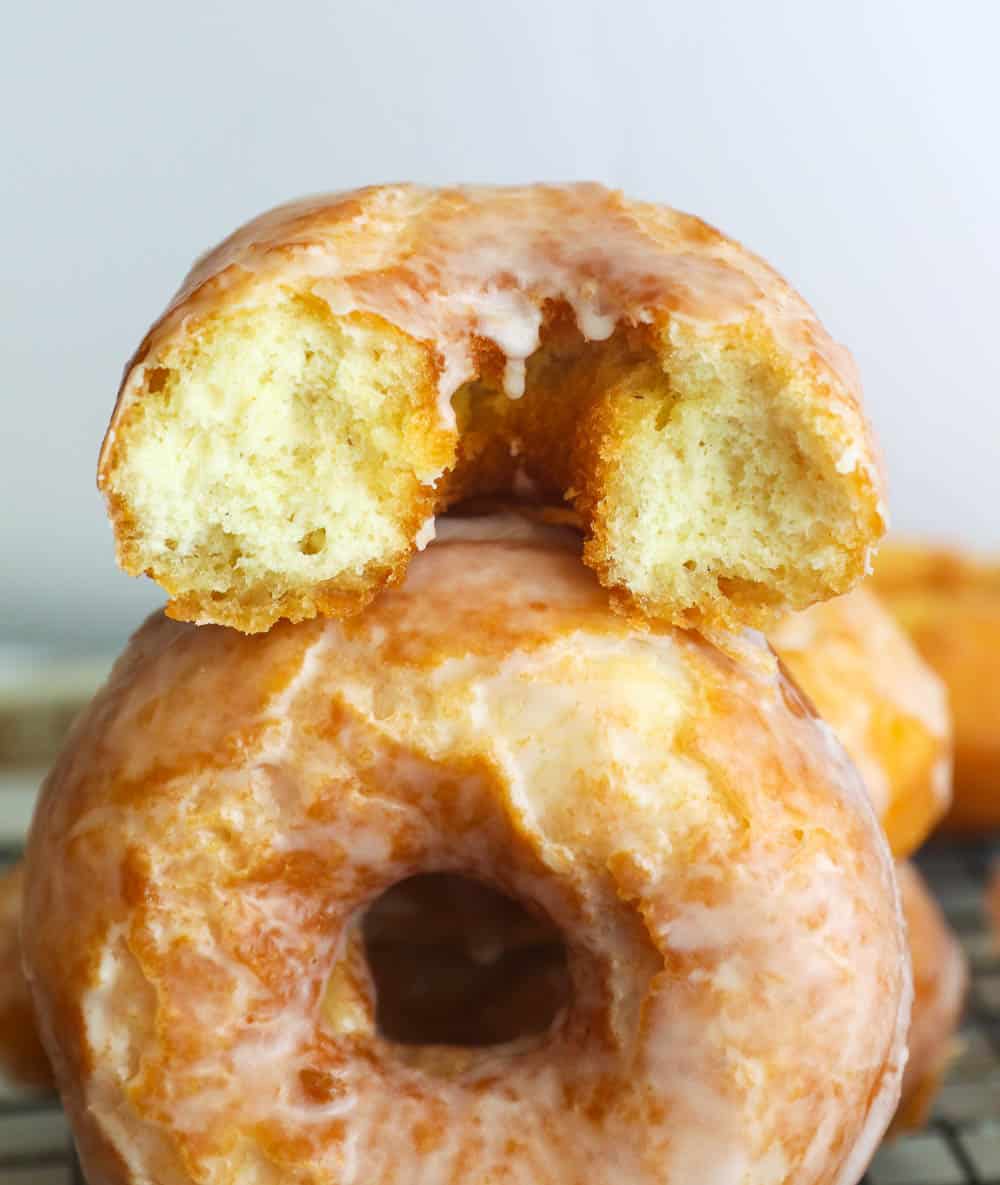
(872, 543, 1000, 833)
(769, 587, 952, 858)
(0, 864, 52, 1092)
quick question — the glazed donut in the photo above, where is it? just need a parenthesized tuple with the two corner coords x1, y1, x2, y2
(769, 587, 952, 857)
(23, 530, 908, 1185)
(354, 862, 966, 1137)
(871, 542, 1000, 832)
(892, 863, 968, 1132)
(364, 580, 958, 1126)
(0, 862, 53, 1089)
(98, 183, 885, 633)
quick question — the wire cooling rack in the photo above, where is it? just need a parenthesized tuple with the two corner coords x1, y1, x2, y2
(0, 837, 997, 1185)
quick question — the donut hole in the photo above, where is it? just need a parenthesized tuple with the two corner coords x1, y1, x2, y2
(361, 873, 570, 1048)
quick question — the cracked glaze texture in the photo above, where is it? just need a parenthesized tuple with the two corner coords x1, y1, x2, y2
(23, 533, 908, 1185)
(103, 183, 877, 433)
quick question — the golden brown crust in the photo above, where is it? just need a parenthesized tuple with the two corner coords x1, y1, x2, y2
(103, 187, 867, 406)
(102, 304, 446, 635)
(891, 863, 968, 1133)
(769, 588, 953, 857)
(98, 183, 886, 633)
(0, 863, 53, 1090)
(339, 861, 966, 1140)
(871, 542, 1000, 832)
(24, 534, 907, 1185)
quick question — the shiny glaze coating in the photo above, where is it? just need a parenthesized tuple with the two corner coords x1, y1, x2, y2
(103, 184, 872, 424)
(98, 183, 886, 633)
(24, 533, 908, 1185)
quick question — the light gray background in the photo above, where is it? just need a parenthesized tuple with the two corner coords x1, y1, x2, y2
(3, 0, 998, 650)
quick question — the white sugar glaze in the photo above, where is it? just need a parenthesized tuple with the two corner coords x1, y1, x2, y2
(23, 532, 909, 1185)
(113, 184, 865, 439)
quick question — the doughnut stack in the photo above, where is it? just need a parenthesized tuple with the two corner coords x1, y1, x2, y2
(13, 184, 951, 1185)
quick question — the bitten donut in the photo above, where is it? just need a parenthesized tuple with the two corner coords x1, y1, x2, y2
(871, 543, 1000, 832)
(892, 863, 968, 1132)
(23, 529, 908, 1185)
(769, 587, 952, 857)
(0, 863, 53, 1089)
(98, 183, 885, 633)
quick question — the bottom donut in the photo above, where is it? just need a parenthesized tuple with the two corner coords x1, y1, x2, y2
(20, 529, 908, 1185)
(358, 858, 969, 1137)
(0, 855, 966, 1143)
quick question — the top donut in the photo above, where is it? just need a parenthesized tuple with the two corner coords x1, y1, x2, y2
(98, 183, 885, 633)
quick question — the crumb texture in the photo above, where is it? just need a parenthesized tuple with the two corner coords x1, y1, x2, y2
(106, 298, 446, 629)
(100, 184, 885, 631)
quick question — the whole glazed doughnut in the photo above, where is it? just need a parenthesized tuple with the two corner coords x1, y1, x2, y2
(769, 587, 952, 858)
(870, 542, 1000, 832)
(0, 863, 53, 1090)
(22, 528, 909, 1185)
(892, 863, 968, 1133)
(97, 183, 885, 633)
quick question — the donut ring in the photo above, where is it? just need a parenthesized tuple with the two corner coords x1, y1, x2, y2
(355, 862, 966, 1138)
(24, 530, 908, 1185)
(769, 587, 952, 857)
(346, 578, 962, 1133)
(871, 542, 1000, 832)
(0, 863, 52, 1090)
(892, 863, 968, 1132)
(358, 574, 957, 1130)
(97, 183, 885, 633)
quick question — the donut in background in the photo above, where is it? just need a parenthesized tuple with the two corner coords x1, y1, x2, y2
(891, 863, 968, 1132)
(0, 863, 53, 1091)
(769, 586, 952, 857)
(871, 543, 1000, 833)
